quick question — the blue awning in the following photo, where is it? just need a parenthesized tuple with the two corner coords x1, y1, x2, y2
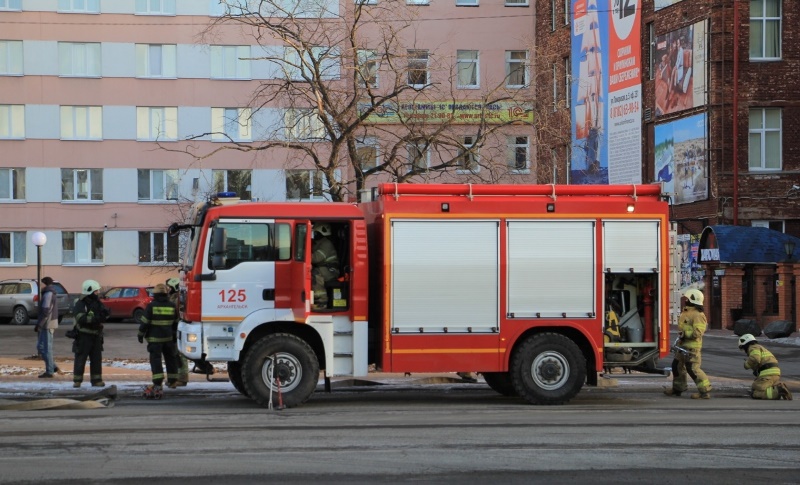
(699, 225, 800, 264)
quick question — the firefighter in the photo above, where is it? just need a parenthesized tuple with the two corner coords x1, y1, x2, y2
(311, 223, 339, 309)
(72, 279, 110, 388)
(166, 277, 189, 387)
(664, 288, 712, 399)
(138, 283, 180, 398)
(738, 334, 793, 400)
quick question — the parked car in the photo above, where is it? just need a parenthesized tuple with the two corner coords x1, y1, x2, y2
(100, 286, 154, 322)
(0, 279, 71, 325)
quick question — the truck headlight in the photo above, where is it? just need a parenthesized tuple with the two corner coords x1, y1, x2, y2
(186, 346, 196, 354)
(187, 333, 198, 343)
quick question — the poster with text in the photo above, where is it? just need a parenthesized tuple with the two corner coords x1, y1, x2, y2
(654, 112, 708, 205)
(654, 21, 706, 117)
(571, 0, 642, 185)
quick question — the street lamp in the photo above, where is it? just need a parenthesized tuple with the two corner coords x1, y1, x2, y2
(31, 232, 47, 299)
(784, 240, 796, 263)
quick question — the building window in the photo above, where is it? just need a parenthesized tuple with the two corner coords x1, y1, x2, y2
(356, 137, 379, 170)
(752, 220, 785, 232)
(0, 231, 25, 264)
(60, 106, 102, 140)
(58, 42, 101, 77)
(286, 169, 325, 200)
(357, 49, 379, 88)
(456, 0, 478, 5)
(211, 45, 251, 80)
(551, 0, 556, 30)
(0, 168, 25, 200)
(136, 107, 177, 141)
(564, 55, 571, 108)
(0, 104, 24, 139)
(138, 231, 179, 264)
(407, 140, 430, 173)
(0, 0, 21, 10)
(61, 168, 103, 201)
(284, 108, 325, 141)
(748, 108, 781, 170)
(564, 0, 569, 24)
(213, 169, 251, 201)
(63, 231, 103, 264)
(750, 0, 781, 60)
(457, 136, 479, 173)
(283, 46, 338, 81)
(456, 50, 479, 88)
(138, 169, 178, 201)
(407, 0, 429, 4)
(505, 0, 528, 5)
(552, 63, 558, 110)
(58, 0, 100, 13)
(647, 22, 655, 80)
(407, 50, 429, 87)
(135, 0, 176, 15)
(506, 50, 528, 87)
(212, 107, 252, 142)
(135, 44, 177, 78)
(508, 136, 529, 173)
(0, 40, 23, 75)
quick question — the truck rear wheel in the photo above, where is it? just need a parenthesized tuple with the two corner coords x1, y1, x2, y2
(482, 372, 517, 397)
(511, 333, 586, 405)
(241, 333, 319, 408)
(227, 361, 248, 397)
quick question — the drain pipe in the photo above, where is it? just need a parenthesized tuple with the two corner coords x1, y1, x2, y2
(732, 0, 740, 225)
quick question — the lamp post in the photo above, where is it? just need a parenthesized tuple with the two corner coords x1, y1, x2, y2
(31, 232, 47, 300)
(785, 240, 796, 263)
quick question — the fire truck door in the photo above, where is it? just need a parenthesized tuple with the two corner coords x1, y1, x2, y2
(291, 221, 312, 319)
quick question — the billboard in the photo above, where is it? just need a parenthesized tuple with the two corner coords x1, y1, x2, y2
(654, 112, 708, 205)
(654, 21, 706, 117)
(571, 0, 642, 185)
(655, 0, 684, 11)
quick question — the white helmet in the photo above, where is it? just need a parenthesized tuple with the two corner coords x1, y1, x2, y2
(738, 334, 757, 349)
(314, 223, 332, 237)
(81, 279, 101, 295)
(683, 288, 704, 306)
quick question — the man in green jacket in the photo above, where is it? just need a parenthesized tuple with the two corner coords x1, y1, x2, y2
(738, 334, 793, 400)
(664, 288, 712, 399)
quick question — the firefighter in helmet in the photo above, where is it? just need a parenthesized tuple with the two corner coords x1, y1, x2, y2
(138, 283, 180, 398)
(166, 277, 189, 386)
(311, 222, 339, 309)
(72, 279, 110, 388)
(738, 334, 793, 400)
(664, 288, 712, 399)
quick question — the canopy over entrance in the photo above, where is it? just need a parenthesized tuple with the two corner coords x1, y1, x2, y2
(698, 225, 800, 264)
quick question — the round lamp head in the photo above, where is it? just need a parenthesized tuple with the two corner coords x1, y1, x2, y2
(31, 232, 47, 247)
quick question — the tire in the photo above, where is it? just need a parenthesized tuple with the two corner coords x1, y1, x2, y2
(241, 333, 319, 408)
(132, 308, 145, 323)
(227, 361, 248, 397)
(482, 372, 517, 397)
(12, 306, 30, 326)
(511, 333, 586, 405)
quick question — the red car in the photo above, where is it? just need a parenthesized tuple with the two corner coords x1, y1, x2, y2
(100, 286, 154, 322)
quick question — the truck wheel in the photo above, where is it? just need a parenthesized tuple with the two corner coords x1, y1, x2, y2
(482, 372, 517, 397)
(511, 333, 586, 405)
(227, 361, 248, 397)
(242, 333, 319, 408)
(12, 306, 30, 326)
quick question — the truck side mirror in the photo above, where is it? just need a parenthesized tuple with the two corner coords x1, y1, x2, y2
(211, 227, 228, 270)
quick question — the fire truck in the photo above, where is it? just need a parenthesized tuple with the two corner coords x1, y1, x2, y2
(169, 183, 671, 408)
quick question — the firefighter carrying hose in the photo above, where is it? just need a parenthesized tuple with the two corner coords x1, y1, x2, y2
(138, 283, 180, 399)
(738, 334, 793, 400)
(664, 288, 712, 399)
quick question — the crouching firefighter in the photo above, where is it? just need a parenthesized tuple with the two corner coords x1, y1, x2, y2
(138, 284, 180, 399)
(664, 288, 712, 399)
(738, 334, 793, 400)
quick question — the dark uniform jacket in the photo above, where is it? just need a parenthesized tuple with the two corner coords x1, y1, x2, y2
(138, 293, 178, 343)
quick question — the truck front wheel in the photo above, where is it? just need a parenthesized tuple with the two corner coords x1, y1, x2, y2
(227, 361, 248, 397)
(242, 333, 319, 408)
(511, 333, 586, 405)
(482, 372, 517, 397)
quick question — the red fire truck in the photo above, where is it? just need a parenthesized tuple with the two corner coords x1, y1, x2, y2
(169, 183, 671, 408)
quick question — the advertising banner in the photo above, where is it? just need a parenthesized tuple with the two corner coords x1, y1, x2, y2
(654, 21, 706, 117)
(571, 0, 642, 185)
(359, 100, 533, 125)
(654, 112, 708, 204)
(655, 0, 684, 11)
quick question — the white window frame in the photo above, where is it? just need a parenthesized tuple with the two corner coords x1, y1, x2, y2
(212, 107, 252, 142)
(211, 45, 251, 80)
(506, 50, 528, 88)
(456, 50, 479, 89)
(135, 44, 177, 78)
(0, 40, 23, 75)
(138, 231, 180, 265)
(505, 0, 528, 5)
(356, 137, 379, 170)
(0, 231, 25, 264)
(0, 104, 24, 139)
(0, 168, 25, 200)
(407, 140, 430, 173)
(285, 169, 327, 201)
(138, 169, 179, 201)
(58, 42, 101, 77)
(551, 0, 556, 31)
(213, 169, 252, 201)
(135, 0, 176, 15)
(456, 0, 478, 5)
(61, 168, 103, 202)
(457, 136, 479, 173)
(407, 49, 429, 88)
(647, 22, 655, 80)
(60, 106, 102, 140)
(136, 107, 178, 141)
(552, 63, 558, 111)
(58, 0, 100, 13)
(407, 0, 429, 4)
(284, 108, 326, 141)
(564, 0, 569, 24)
(62, 231, 104, 264)
(507, 136, 530, 174)
(0, 0, 21, 11)
(748, 108, 782, 171)
(749, 0, 781, 61)
(564, 55, 571, 108)
(752, 220, 785, 233)
(356, 0, 377, 4)
(357, 49, 379, 88)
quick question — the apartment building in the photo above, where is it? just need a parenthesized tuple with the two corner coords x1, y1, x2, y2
(0, 0, 535, 291)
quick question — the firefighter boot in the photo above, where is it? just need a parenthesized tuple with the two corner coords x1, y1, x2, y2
(663, 388, 682, 397)
(142, 385, 164, 400)
(691, 391, 711, 400)
(778, 383, 793, 401)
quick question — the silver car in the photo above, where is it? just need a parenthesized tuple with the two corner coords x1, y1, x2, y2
(0, 279, 71, 325)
